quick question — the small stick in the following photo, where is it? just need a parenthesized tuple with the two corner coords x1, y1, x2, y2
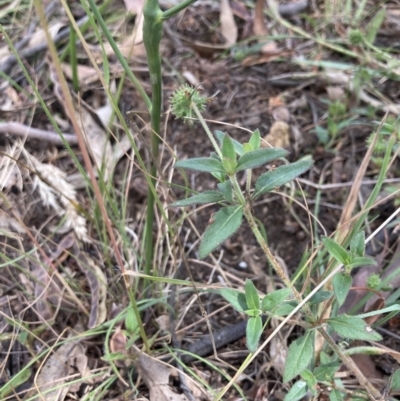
(0, 122, 78, 145)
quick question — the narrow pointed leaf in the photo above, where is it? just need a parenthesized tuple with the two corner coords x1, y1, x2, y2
(283, 381, 307, 401)
(350, 231, 365, 257)
(262, 288, 292, 311)
(170, 191, 224, 207)
(245, 279, 260, 310)
(327, 315, 382, 341)
(390, 369, 400, 391)
(322, 237, 349, 265)
(217, 180, 233, 202)
(332, 273, 352, 306)
(214, 130, 244, 155)
(246, 316, 262, 353)
(249, 129, 261, 150)
(175, 157, 225, 173)
(236, 148, 288, 172)
(309, 291, 333, 305)
(219, 288, 247, 313)
(274, 302, 297, 316)
(313, 362, 341, 381)
(347, 256, 377, 269)
(329, 388, 344, 401)
(283, 331, 314, 382)
(255, 158, 313, 197)
(199, 206, 243, 258)
(222, 134, 236, 161)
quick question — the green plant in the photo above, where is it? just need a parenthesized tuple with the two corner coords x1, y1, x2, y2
(169, 85, 400, 401)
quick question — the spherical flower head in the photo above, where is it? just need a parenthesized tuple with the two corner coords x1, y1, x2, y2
(348, 29, 363, 45)
(170, 84, 207, 124)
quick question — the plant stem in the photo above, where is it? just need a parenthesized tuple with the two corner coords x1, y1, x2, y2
(192, 103, 223, 159)
(318, 328, 382, 400)
(87, 0, 151, 110)
(162, 0, 198, 19)
(142, 0, 163, 283)
(243, 204, 303, 302)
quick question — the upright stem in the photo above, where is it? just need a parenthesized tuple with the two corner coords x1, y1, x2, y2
(142, 0, 163, 282)
(193, 103, 223, 159)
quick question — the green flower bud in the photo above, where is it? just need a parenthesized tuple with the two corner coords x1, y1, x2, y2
(348, 29, 363, 45)
(170, 84, 207, 124)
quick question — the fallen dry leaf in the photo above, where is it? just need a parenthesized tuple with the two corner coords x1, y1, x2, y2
(269, 336, 287, 375)
(123, 0, 145, 14)
(61, 63, 100, 86)
(0, 142, 23, 192)
(25, 334, 87, 401)
(253, 0, 277, 53)
(220, 0, 238, 46)
(137, 351, 205, 401)
(262, 121, 290, 148)
(73, 247, 107, 329)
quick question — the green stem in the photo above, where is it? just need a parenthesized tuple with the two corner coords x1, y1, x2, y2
(87, 0, 151, 110)
(230, 175, 246, 205)
(142, 0, 163, 282)
(69, 22, 79, 92)
(192, 103, 223, 159)
(243, 204, 304, 303)
(161, 0, 198, 19)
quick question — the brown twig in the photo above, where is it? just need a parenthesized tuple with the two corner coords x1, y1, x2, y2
(0, 122, 78, 145)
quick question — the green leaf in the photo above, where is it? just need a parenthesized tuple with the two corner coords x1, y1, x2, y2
(262, 288, 292, 312)
(245, 279, 260, 310)
(0, 366, 32, 399)
(246, 316, 262, 352)
(355, 304, 400, 319)
(199, 206, 243, 258)
(332, 274, 352, 306)
(255, 158, 314, 197)
(217, 180, 233, 202)
(390, 369, 400, 391)
(125, 307, 139, 334)
(249, 129, 261, 150)
(243, 143, 253, 152)
(275, 302, 297, 316)
(309, 291, 333, 305)
(219, 288, 248, 313)
(175, 157, 225, 173)
(350, 231, 365, 257)
(214, 130, 244, 155)
(322, 237, 349, 265)
(327, 315, 382, 341)
(366, 9, 386, 44)
(283, 381, 307, 401)
(222, 134, 236, 161)
(347, 256, 377, 269)
(329, 389, 344, 401)
(222, 157, 237, 175)
(300, 370, 317, 396)
(170, 190, 224, 207)
(283, 331, 314, 382)
(313, 362, 341, 381)
(315, 126, 329, 145)
(236, 148, 288, 172)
